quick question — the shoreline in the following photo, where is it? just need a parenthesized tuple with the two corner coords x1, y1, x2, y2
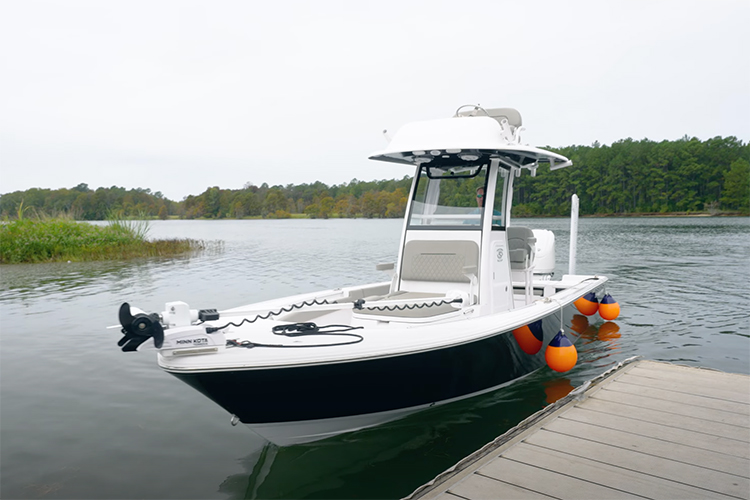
(520, 211, 747, 219)
(82, 211, 750, 221)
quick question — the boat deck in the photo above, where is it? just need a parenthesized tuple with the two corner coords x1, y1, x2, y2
(406, 359, 750, 500)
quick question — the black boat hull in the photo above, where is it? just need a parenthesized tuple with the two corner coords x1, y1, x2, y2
(169, 303, 586, 428)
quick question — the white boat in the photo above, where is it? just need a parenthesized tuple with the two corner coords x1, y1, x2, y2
(115, 105, 612, 446)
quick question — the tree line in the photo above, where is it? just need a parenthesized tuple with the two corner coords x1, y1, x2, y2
(0, 178, 413, 220)
(1, 135, 747, 220)
(517, 135, 749, 216)
(181, 177, 412, 220)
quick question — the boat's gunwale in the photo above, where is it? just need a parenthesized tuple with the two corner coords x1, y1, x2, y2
(158, 275, 606, 374)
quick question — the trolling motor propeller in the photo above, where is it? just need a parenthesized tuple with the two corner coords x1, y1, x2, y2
(118, 302, 164, 351)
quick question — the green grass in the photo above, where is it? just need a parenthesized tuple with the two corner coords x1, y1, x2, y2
(0, 217, 205, 264)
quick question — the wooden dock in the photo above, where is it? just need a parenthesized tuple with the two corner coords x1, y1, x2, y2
(406, 359, 750, 500)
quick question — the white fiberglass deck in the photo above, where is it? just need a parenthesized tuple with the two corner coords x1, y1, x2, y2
(407, 359, 750, 500)
(158, 275, 604, 373)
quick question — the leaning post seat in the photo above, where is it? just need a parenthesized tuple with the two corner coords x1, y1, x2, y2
(354, 239, 480, 321)
(353, 240, 478, 321)
(506, 226, 536, 304)
(398, 239, 479, 299)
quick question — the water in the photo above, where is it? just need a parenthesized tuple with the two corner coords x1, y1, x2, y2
(1, 217, 748, 499)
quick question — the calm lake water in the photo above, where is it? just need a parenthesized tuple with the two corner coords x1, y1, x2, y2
(1, 217, 749, 499)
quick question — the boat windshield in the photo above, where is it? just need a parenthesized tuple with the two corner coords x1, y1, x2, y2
(408, 163, 495, 229)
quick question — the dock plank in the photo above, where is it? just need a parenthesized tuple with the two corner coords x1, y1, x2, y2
(525, 429, 749, 498)
(632, 361, 750, 389)
(503, 442, 738, 500)
(577, 396, 750, 442)
(543, 417, 750, 477)
(607, 377, 750, 415)
(445, 473, 555, 500)
(595, 383, 750, 425)
(632, 360, 747, 378)
(477, 456, 641, 499)
(618, 371, 750, 404)
(562, 406, 750, 458)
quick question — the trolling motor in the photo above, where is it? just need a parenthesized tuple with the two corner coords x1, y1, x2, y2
(116, 301, 225, 356)
(118, 302, 164, 351)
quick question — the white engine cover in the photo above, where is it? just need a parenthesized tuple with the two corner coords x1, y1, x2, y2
(532, 229, 556, 275)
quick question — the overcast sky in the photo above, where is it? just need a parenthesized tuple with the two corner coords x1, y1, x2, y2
(1, 0, 748, 200)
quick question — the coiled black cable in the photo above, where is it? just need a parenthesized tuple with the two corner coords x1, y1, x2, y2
(353, 297, 463, 312)
(206, 299, 333, 333)
(226, 322, 364, 349)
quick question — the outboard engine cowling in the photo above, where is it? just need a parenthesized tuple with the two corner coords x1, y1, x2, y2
(532, 229, 556, 275)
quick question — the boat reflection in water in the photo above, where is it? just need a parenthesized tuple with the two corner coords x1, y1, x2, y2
(573, 314, 622, 347)
(542, 378, 575, 404)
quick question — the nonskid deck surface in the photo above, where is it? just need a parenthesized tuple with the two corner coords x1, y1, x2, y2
(158, 275, 605, 373)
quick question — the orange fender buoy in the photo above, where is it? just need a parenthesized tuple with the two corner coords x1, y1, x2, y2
(574, 292, 599, 316)
(512, 320, 544, 355)
(598, 293, 620, 320)
(545, 330, 578, 373)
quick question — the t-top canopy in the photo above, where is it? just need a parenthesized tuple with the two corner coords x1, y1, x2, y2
(369, 113, 572, 172)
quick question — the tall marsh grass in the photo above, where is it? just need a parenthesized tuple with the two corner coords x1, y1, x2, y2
(0, 214, 205, 264)
(105, 210, 151, 239)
